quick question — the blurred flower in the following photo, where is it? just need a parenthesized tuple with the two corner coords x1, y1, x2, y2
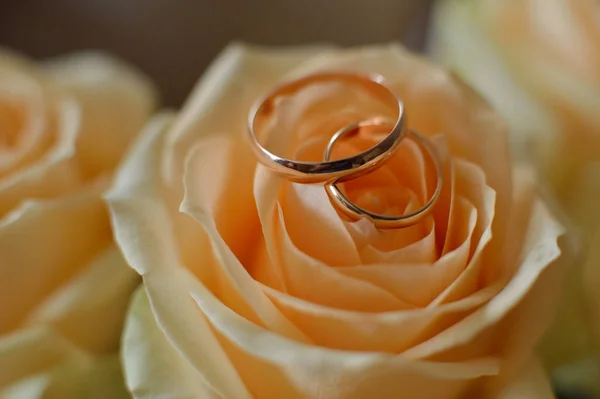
(430, 0, 600, 395)
(0, 49, 155, 398)
(108, 43, 565, 399)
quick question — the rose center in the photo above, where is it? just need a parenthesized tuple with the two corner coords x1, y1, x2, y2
(326, 129, 426, 217)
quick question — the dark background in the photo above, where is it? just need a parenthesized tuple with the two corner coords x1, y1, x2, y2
(0, 0, 433, 106)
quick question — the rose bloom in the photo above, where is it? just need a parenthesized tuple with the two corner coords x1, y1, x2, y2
(108, 44, 564, 399)
(431, 0, 600, 394)
(0, 49, 154, 397)
(430, 0, 600, 175)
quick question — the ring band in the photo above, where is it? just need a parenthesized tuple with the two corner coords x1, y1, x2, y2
(323, 121, 443, 229)
(247, 72, 405, 183)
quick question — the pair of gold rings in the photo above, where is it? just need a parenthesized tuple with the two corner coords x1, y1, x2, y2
(247, 72, 443, 229)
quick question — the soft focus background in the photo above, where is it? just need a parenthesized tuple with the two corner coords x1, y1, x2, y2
(0, 0, 434, 106)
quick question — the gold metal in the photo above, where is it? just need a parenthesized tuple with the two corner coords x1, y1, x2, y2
(247, 72, 405, 183)
(323, 121, 443, 229)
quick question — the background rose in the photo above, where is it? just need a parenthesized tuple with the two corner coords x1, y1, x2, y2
(108, 43, 564, 399)
(430, 0, 600, 208)
(430, 0, 600, 395)
(0, 49, 155, 398)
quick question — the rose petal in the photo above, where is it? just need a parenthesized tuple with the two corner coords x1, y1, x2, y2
(261, 282, 498, 352)
(123, 288, 221, 399)
(485, 0, 600, 153)
(402, 198, 563, 359)
(43, 52, 157, 177)
(24, 245, 139, 354)
(358, 223, 437, 264)
(281, 183, 360, 266)
(429, 0, 559, 159)
(0, 94, 82, 217)
(106, 114, 258, 399)
(184, 267, 499, 399)
(432, 160, 496, 305)
(0, 61, 53, 175)
(337, 195, 477, 306)
(273, 201, 413, 310)
(0, 180, 112, 333)
(181, 138, 315, 340)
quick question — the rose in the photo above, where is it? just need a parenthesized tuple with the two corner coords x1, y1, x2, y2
(429, 0, 600, 227)
(108, 43, 564, 399)
(430, 0, 600, 393)
(0, 49, 155, 397)
(430, 0, 600, 182)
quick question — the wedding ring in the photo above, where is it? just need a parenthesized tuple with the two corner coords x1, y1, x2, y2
(323, 121, 443, 229)
(247, 72, 405, 183)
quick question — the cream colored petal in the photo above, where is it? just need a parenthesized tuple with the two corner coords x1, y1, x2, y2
(275, 188, 411, 311)
(106, 114, 252, 399)
(358, 222, 437, 264)
(403, 198, 563, 359)
(514, 0, 600, 76)
(123, 288, 221, 399)
(433, 160, 496, 305)
(273, 202, 414, 311)
(181, 139, 313, 341)
(481, 0, 600, 148)
(0, 95, 82, 217)
(429, 0, 558, 160)
(337, 196, 476, 307)
(184, 267, 499, 399)
(44, 52, 157, 176)
(0, 180, 111, 333)
(503, 47, 600, 152)
(438, 167, 565, 369)
(260, 281, 498, 352)
(339, 156, 493, 307)
(281, 182, 360, 266)
(0, 64, 51, 175)
(24, 245, 139, 354)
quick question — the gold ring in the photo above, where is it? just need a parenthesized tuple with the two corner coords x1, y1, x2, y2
(323, 120, 443, 229)
(247, 72, 405, 183)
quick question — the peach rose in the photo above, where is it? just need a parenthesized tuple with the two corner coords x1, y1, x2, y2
(430, 0, 600, 143)
(108, 44, 564, 399)
(0, 49, 155, 397)
(430, 0, 600, 208)
(431, 0, 600, 394)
